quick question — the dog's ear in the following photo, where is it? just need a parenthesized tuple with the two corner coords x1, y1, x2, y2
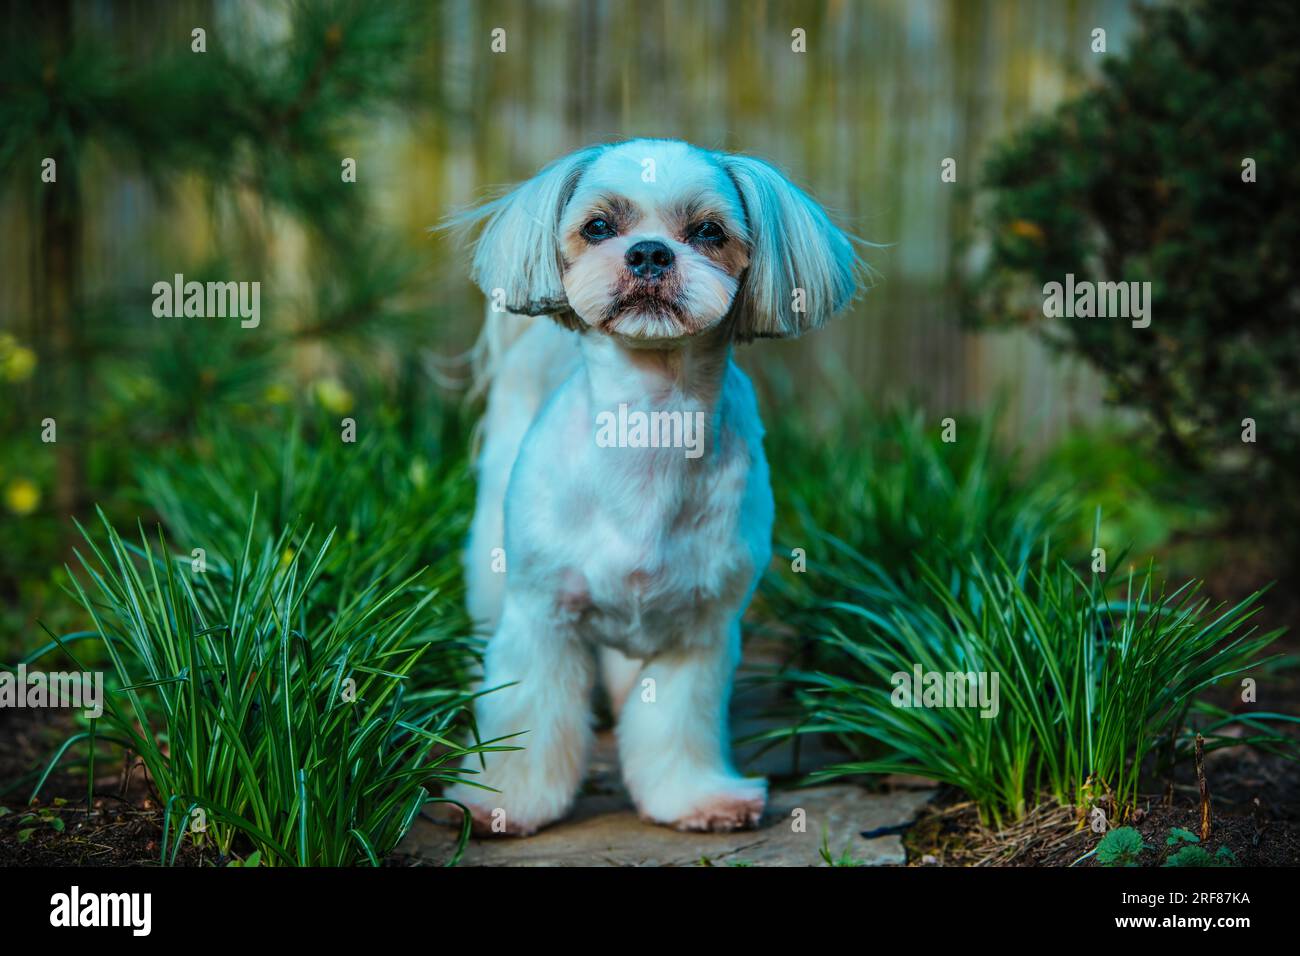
(452, 146, 604, 317)
(720, 154, 863, 341)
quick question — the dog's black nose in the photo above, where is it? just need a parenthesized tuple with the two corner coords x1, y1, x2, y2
(625, 240, 675, 279)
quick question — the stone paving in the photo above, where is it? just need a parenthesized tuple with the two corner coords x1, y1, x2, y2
(399, 696, 935, 866)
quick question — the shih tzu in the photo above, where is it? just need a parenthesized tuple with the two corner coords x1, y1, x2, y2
(444, 138, 863, 835)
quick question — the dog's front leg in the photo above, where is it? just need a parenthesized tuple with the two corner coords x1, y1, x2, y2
(445, 591, 594, 836)
(617, 621, 766, 831)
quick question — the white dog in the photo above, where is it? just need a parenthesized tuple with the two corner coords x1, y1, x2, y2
(444, 138, 862, 835)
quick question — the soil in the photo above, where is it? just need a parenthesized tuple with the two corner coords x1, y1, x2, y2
(1, 801, 213, 866)
(906, 786, 1299, 867)
(0, 708, 215, 867)
(905, 744, 1300, 867)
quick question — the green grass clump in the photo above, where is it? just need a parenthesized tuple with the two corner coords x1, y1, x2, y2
(138, 404, 479, 687)
(24, 506, 496, 866)
(763, 546, 1291, 829)
(759, 407, 1065, 655)
(755, 405, 1294, 829)
(141, 405, 473, 600)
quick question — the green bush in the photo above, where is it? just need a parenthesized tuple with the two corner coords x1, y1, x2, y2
(11, 399, 491, 865)
(754, 405, 1294, 827)
(22, 508, 493, 866)
(139, 403, 476, 652)
(1035, 425, 1214, 558)
(759, 407, 1066, 661)
(968, 0, 1300, 556)
(761, 545, 1289, 829)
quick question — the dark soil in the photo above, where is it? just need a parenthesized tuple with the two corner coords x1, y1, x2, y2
(905, 745, 1300, 867)
(0, 708, 215, 867)
(0, 800, 213, 866)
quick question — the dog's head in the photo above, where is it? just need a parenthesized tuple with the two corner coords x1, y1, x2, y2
(455, 138, 863, 344)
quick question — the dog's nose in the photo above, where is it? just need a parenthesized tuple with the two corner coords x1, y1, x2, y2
(625, 240, 675, 279)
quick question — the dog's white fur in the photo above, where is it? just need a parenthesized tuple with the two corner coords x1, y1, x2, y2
(445, 138, 862, 835)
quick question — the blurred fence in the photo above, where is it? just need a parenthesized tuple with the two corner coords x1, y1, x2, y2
(2, 0, 1143, 450)
(412, 0, 1141, 448)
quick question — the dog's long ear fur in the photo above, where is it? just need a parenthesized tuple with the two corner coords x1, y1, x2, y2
(720, 154, 864, 341)
(452, 145, 605, 318)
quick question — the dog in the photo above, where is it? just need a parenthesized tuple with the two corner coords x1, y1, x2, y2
(444, 138, 863, 835)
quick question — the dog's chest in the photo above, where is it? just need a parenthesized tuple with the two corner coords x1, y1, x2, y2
(557, 447, 757, 657)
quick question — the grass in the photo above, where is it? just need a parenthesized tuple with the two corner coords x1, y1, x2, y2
(757, 407, 1066, 659)
(12, 394, 1295, 857)
(19, 505, 499, 866)
(761, 543, 1292, 829)
(755, 408, 1295, 828)
(138, 404, 480, 688)
(141, 405, 474, 598)
(5, 400, 511, 865)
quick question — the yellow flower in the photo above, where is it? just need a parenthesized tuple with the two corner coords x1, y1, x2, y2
(408, 456, 428, 489)
(313, 378, 353, 415)
(5, 478, 40, 515)
(264, 383, 292, 405)
(280, 547, 295, 568)
(0, 332, 37, 383)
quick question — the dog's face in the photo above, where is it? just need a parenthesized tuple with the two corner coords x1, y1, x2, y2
(458, 138, 862, 344)
(557, 143, 750, 341)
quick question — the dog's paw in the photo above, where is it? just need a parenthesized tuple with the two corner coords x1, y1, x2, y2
(439, 785, 552, 837)
(670, 792, 765, 832)
(638, 776, 767, 833)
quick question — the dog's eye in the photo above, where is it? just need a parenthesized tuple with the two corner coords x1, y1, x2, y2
(689, 220, 726, 243)
(582, 218, 616, 241)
